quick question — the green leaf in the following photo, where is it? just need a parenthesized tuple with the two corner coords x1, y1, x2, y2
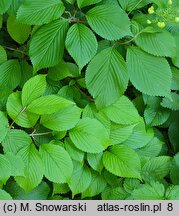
(7, 15, 31, 44)
(5, 181, 50, 200)
(19, 61, 33, 88)
(0, 0, 12, 14)
(142, 156, 172, 181)
(0, 111, 9, 143)
(39, 144, 73, 184)
(69, 161, 92, 197)
(27, 95, 75, 115)
(123, 178, 141, 193)
(144, 97, 170, 126)
(0, 189, 12, 200)
(82, 171, 107, 198)
(102, 96, 141, 125)
(168, 120, 179, 153)
(48, 60, 79, 81)
(170, 153, 179, 184)
(5, 152, 25, 177)
(0, 154, 11, 183)
(110, 124, 135, 145)
(161, 92, 179, 111)
(41, 105, 81, 131)
(86, 5, 131, 40)
(15, 144, 44, 192)
(7, 91, 39, 128)
(65, 0, 75, 4)
(171, 67, 179, 91)
(137, 137, 163, 158)
(122, 122, 154, 149)
(0, 87, 12, 111)
(132, 181, 165, 200)
(64, 138, 84, 163)
(103, 145, 141, 179)
(65, 23, 97, 69)
(118, 0, 151, 11)
(29, 19, 69, 71)
(87, 153, 103, 173)
(0, 45, 7, 64)
(21, 75, 46, 107)
(77, 0, 102, 8)
(69, 117, 110, 153)
(102, 185, 129, 200)
(8, 0, 25, 15)
(53, 183, 70, 195)
(127, 47, 172, 98)
(166, 185, 179, 200)
(2, 129, 31, 154)
(135, 30, 176, 57)
(172, 33, 179, 67)
(86, 48, 128, 108)
(17, 0, 65, 25)
(0, 60, 21, 90)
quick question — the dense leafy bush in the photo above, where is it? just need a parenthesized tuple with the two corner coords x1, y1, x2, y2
(0, 0, 179, 200)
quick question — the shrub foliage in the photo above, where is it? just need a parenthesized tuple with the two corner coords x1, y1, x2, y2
(0, 0, 179, 200)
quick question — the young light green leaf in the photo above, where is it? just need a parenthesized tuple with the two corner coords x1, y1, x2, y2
(132, 181, 165, 200)
(39, 144, 73, 184)
(86, 48, 129, 108)
(69, 117, 110, 153)
(17, 0, 65, 25)
(103, 145, 141, 179)
(127, 47, 172, 98)
(0, 154, 11, 184)
(65, 23, 97, 69)
(21, 75, 46, 107)
(0, 0, 12, 14)
(7, 92, 39, 128)
(27, 95, 75, 115)
(102, 96, 141, 125)
(69, 161, 92, 197)
(7, 15, 31, 44)
(2, 129, 31, 154)
(0, 60, 21, 90)
(29, 19, 69, 71)
(0, 189, 12, 200)
(86, 5, 131, 40)
(15, 144, 44, 192)
(77, 0, 102, 8)
(41, 105, 81, 131)
(0, 111, 9, 143)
